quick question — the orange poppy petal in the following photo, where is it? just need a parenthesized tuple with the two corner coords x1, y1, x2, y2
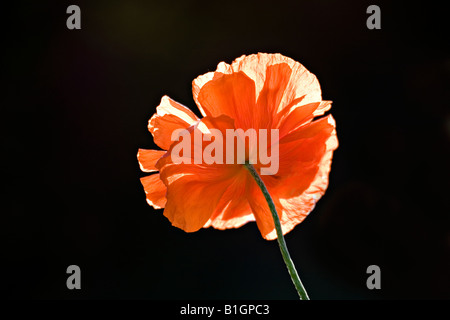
(204, 201, 254, 230)
(275, 101, 332, 138)
(253, 63, 293, 129)
(269, 115, 337, 197)
(137, 149, 166, 172)
(155, 114, 244, 233)
(248, 119, 338, 240)
(278, 113, 336, 145)
(204, 166, 255, 230)
(159, 164, 241, 232)
(247, 184, 303, 240)
(192, 62, 233, 117)
(141, 53, 338, 240)
(312, 100, 332, 118)
(263, 125, 338, 240)
(250, 115, 337, 240)
(246, 177, 277, 239)
(148, 95, 199, 150)
(236, 53, 322, 106)
(155, 114, 236, 171)
(140, 173, 167, 209)
(192, 53, 323, 121)
(197, 72, 256, 130)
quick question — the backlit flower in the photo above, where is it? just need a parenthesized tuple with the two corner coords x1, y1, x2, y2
(138, 53, 338, 240)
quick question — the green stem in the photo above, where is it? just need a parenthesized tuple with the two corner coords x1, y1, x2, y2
(244, 162, 310, 300)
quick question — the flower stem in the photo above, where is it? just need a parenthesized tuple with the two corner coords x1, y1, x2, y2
(244, 162, 310, 300)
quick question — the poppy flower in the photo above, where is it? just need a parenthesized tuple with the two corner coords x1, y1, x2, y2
(138, 53, 338, 241)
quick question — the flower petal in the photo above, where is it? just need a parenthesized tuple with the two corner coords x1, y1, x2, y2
(278, 113, 336, 144)
(148, 95, 199, 150)
(264, 123, 338, 240)
(251, 115, 338, 240)
(192, 53, 323, 122)
(140, 173, 167, 209)
(246, 177, 277, 239)
(204, 166, 255, 230)
(276, 101, 332, 138)
(246, 182, 300, 240)
(156, 114, 244, 233)
(144, 54, 337, 240)
(231, 53, 323, 112)
(137, 149, 166, 172)
(270, 115, 337, 197)
(192, 62, 233, 116)
(155, 114, 236, 170)
(255, 63, 292, 126)
(196, 72, 257, 130)
(159, 163, 242, 232)
(312, 100, 332, 117)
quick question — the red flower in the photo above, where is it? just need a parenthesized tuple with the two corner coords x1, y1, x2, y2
(138, 53, 338, 240)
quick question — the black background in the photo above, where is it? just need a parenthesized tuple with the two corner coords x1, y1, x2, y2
(3, 0, 449, 299)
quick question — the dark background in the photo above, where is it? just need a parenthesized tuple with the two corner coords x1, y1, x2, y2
(3, 0, 449, 299)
